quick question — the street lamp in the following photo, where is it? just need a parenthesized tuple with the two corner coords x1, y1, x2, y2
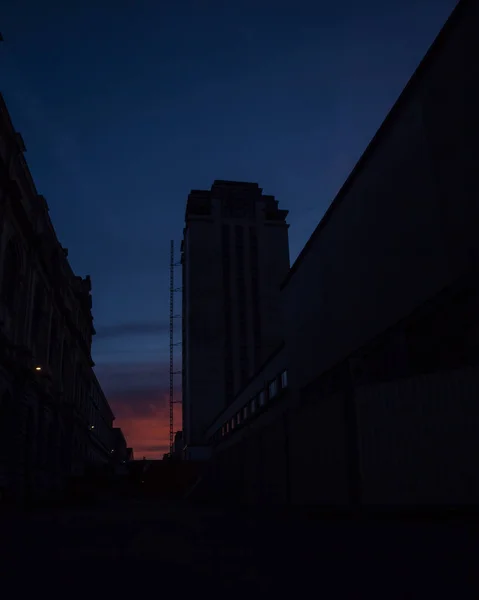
(34, 366, 42, 372)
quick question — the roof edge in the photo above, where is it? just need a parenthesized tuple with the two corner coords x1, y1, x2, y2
(280, 0, 465, 292)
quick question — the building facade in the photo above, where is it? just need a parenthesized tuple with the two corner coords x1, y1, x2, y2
(85, 372, 116, 469)
(0, 92, 116, 503)
(111, 428, 127, 461)
(172, 430, 184, 459)
(198, 0, 479, 506)
(181, 180, 290, 453)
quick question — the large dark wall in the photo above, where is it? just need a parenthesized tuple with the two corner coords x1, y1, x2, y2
(258, 417, 288, 504)
(281, 0, 479, 396)
(288, 391, 349, 506)
(419, 0, 479, 268)
(206, 385, 350, 506)
(356, 366, 479, 505)
(206, 365, 479, 506)
(204, 277, 479, 507)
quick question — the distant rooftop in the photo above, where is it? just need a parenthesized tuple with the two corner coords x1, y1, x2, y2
(212, 180, 260, 188)
(185, 180, 288, 223)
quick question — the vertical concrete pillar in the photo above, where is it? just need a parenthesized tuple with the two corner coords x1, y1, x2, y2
(283, 410, 291, 505)
(21, 256, 36, 350)
(344, 364, 362, 508)
(0, 194, 8, 287)
(44, 289, 53, 367)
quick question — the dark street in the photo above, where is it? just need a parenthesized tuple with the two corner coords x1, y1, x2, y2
(1, 499, 477, 596)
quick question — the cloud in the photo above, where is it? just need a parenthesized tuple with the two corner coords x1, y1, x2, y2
(94, 360, 170, 396)
(95, 320, 170, 340)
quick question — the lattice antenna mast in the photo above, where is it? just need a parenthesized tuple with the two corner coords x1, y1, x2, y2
(169, 240, 182, 456)
(169, 241, 174, 455)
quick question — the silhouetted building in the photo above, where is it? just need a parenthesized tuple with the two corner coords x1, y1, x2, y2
(85, 371, 116, 467)
(200, 0, 479, 506)
(0, 93, 115, 503)
(181, 181, 290, 457)
(171, 430, 183, 459)
(111, 427, 127, 463)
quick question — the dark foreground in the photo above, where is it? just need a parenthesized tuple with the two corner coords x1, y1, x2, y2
(0, 497, 477, 596)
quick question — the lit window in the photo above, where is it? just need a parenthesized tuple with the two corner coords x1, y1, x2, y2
(281, 370, 288, 388)
(269, 379, 278, 399)
(259, 390, 265, 406)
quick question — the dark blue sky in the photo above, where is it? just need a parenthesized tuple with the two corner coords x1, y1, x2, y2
(1, 0, 457, 454)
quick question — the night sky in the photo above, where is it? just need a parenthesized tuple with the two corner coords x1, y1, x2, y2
(1, 0, 457, 458)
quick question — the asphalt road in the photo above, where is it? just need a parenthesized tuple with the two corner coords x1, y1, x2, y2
(0, 499, 477, 596)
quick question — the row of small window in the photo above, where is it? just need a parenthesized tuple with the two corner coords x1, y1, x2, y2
(220, 369, 288, 438)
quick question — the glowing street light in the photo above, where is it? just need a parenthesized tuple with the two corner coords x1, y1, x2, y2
(35, 366, 42, 372)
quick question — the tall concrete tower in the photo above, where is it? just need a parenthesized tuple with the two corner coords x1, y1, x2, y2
(181, 181, 290, 454)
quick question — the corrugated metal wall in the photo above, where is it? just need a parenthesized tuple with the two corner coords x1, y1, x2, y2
(206, 366, 479, 506)
(356, 366, 479, 505)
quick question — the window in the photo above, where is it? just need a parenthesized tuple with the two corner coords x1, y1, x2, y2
(1, 240, 21, 312)
(31, 280, 45, 341)
(259, 390, 266, 407)
(231, 417, 235, 431)
(62, 341, 71, 395)
(249, 227, 258, 248)
(243, 405, 248, 420)
(236, 412, 241, 426)
(281, 370, 288, 389)
(49, 315, 60, 372)
(269, 379, 278, 399)
(250, 397, 257, 414)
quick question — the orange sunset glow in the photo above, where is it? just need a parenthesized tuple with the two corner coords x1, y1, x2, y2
(95, 361, 182, 459)
(109, 392, 182, 459)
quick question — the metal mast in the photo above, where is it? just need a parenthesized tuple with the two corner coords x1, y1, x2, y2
(169, 240, 182, 456)
(169, 241, 175, 455)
